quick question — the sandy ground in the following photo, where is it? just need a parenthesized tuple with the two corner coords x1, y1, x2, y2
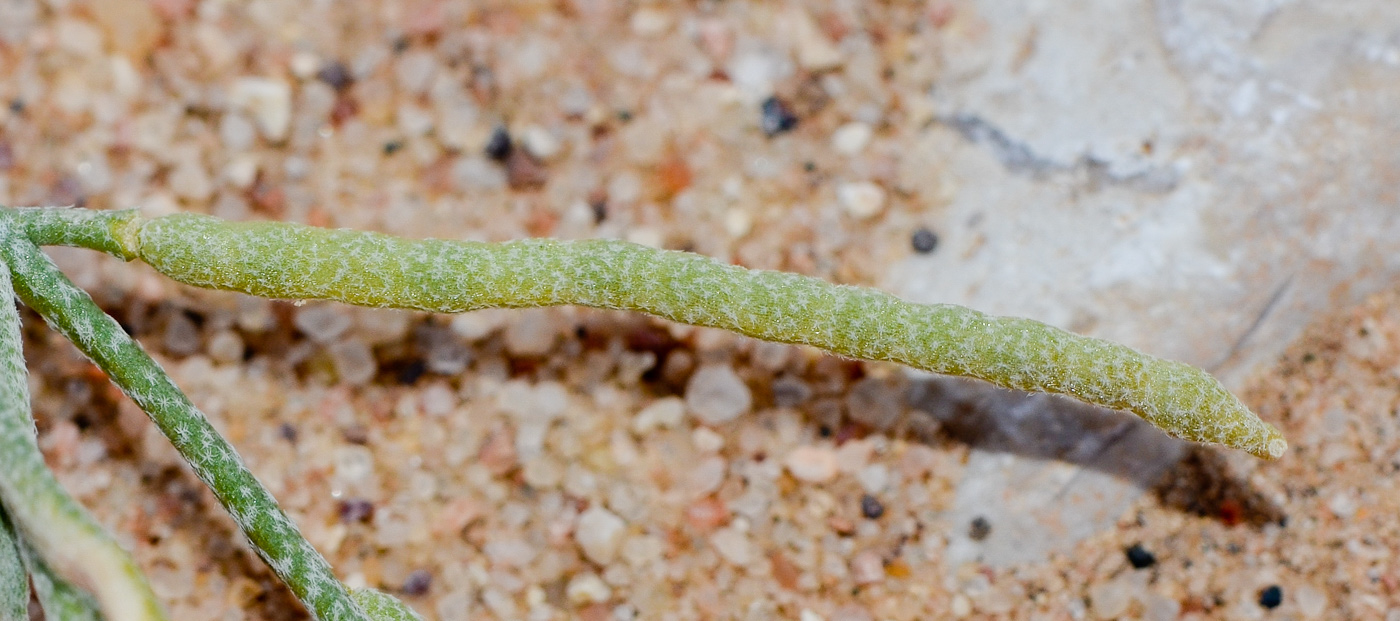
(3, 2, 1399, 620)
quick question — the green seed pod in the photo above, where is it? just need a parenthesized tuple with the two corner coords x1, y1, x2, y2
(132, 213, 1285, 459)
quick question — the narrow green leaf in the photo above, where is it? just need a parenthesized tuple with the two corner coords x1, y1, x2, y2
(351, 589, 423, 621)
(21, 539, 103, 621)
(0, 229, 165, 621)
(0, 509, 30, 621)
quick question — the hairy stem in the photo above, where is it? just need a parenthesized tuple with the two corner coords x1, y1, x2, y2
(0, 232, 370, 621)
(0, 232, 167, 621)
(1, 207, 1286, 458)
(0, 509, 28, 621)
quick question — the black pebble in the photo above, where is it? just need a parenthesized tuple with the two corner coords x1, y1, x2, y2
(968, 516, 992, 541)
(911, 228, 939, 254)
(278, 423, 299, 444)
(485, 126, 513, 161)
(316, 61, 354, 92)
(760, 96, 798, 136)
(860, 494, 885, 520)
(402, 569, 433, 596)
(1125, 544, 1156, 569)
(1258, 585, 1282, 609)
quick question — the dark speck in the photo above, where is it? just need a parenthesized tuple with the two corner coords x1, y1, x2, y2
(1258, 585, 1282, 609)
(337, 498, 375, 523)
(760, 96, 798, 136)
(7, 99, 23, 114)
(616, 109, 633, 123)
(911, 228, 939, 254)
(860, 494, 885, 520)
(402, 569, 432, 596)
(383, 140, 404, 156)
(342, 425, 370, 445)
(278, 423, 299, 444)
(395, 358, 427, 385)
(315, 61, 354, 92)
(485, 126, 512, 161)
(392, 36, 410, 54)
(1125, 544, 1156, 569)
(589, 196, 608, 223)
(968, 516, 992, 541)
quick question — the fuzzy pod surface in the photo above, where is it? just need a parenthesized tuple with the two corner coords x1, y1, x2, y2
(127, 213, 1285, 459)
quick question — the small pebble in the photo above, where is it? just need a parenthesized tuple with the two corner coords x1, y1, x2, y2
(219, 113, 257, 152)
(684, 497, 730, 532)
(633, 397, 685, 434)
(278, 423, 298, 444)
(859, 494, 884, 520)
(710, 526, 752, 565)
(911, 228, 939, 254)
(316, 60, 354, 91)
(629, 7, 672, 36)
(294, 305, 352, 343)
(968, 516, 992, 541)
(337, 498, 375, 523)
(289, 51, 321, 79)
(505, 149, 549, 190)
(771, 375, 813, 407)
(831, 122, 873, 155)
(519, 124, 561, 160)
(393, 50, 438, 95)
(1089, 579, 1131, 619)
(950, 594, 972, 617)
(856, 464, 889, 495)
(691, 427, 725, 453)
(687, 456, 727, 496)
(849, 551, 884, 585)
(341, 425, 370, 445)
(760, 96, 798, 136)
(1258, 585, 1283, 609)
(503, 309, 559, 357)
(485, 125, 513, 161)
(401, 569, 432, 596)
(1294, 585, 1326, 618)
(685, 365, 752, 425)
(575, 506, 626, 565)
(785, 446, 838, 483)
(451, 156, 508, 191)
(566, 573, 612, 605)
(1125, 543, 1156, 569)
(162, 311, 201, 357)
(483, 538, 537, 568)
(229, 77, 292, 141)
(333, 445, 375, 486)
(837, 181, 887, 220)
(329, 340, 378, 385)
(844, 377, 901, 430)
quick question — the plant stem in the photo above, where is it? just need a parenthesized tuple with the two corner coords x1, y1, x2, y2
(1, 207, 139, 260)
(0, 233, 370, 621)
(0, 509, 28, 621)
(21, 539, 103, 621)
(0, 231, 167, 621)
(0, 206, 1287, 458)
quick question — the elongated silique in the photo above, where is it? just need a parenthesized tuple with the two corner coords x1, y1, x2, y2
(113, 212, 1282, 459)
